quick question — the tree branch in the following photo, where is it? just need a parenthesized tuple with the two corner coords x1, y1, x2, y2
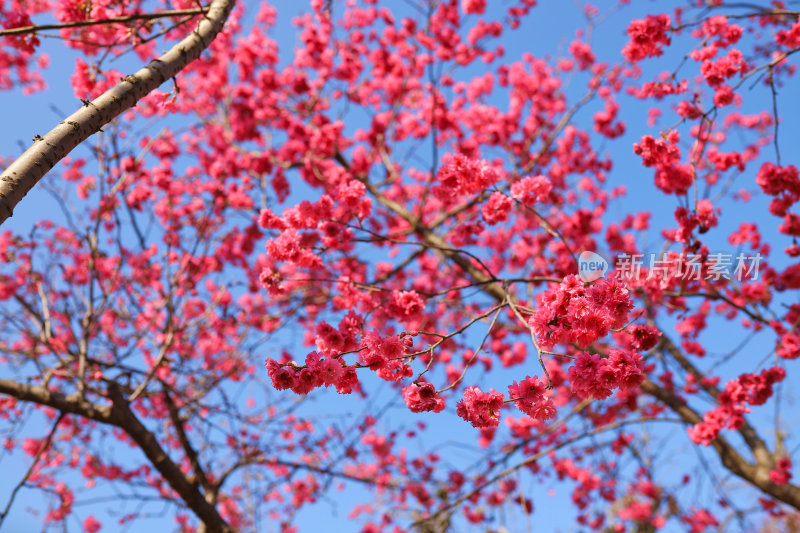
(657, 334, 772, 467)
(0, 413, 64, 527)
(0, 379, 112, 422)
(105, 384, 234, 533)
(0, 379, 234, 532)
(0, 0, 236, 226)
(0, 7, 210, 37)
(641, 379, 800, 510)
(164, 390, 212, 496)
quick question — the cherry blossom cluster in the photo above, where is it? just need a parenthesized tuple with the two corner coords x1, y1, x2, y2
(433, 153, 500, 202)
(622, 14, 671, 62)
(696, 16, 743, 49)
(683, 17, 748, 107)
(509, 174, 553, 205)
(359, 331, 415, 382)
(507, 375, 555, 420)
(627, 324, 662, 351)
(460, 0, 486, 16)
(700, 49, 748, 88)
(265, 324, 428, 399)
(770, 457, 793, 485)
(481, 191, 514, 225)
(776, 329, 800, 360)
(756, 162, 800, 208)
(681, 509, 719, 532)
(688, 367, 786, 446)
(628, 78, 688, 100)
(633, 131, 693, 195)
(567, 350, 645, 400)
(670, 199, 719, 244)
(402, 381, 445, 413)
(529, 274, 634, 350)
(0, 0, 50, 92)
(455, 386, 504, 428)
(2, 11, 37, 54)
(266, 354, 359, 395)
(751, 162, 800, 280)
(776, 19, 800, 48)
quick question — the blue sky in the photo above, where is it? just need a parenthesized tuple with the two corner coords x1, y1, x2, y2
(1, 1, 800, 532)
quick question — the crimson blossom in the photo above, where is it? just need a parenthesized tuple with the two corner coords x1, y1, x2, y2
(2, 0, 800, 532)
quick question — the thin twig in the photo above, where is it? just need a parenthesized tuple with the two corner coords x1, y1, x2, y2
(0, 413, 65, 528)
(437, 301, 505, 393)
(0, 7, 210, 37)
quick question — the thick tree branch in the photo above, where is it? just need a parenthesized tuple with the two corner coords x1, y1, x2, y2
(0, 379, 234, 532)
(0, 0, 236, 226)
(0, 378, 112, 422)
(657, 334, 773, 467)
(105, 384, 234, 533)
(640, 379, 800, 510)
(164, 390, 212, 496)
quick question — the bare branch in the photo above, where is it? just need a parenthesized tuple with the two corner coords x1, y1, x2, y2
(0, 380, 234, 532)
(0, 7, 210, 37)
(0, 413, 64, 527)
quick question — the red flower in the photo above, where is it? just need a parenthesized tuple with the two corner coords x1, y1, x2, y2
(456, 386, 504, 428)
(403, 382, 445, 413)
